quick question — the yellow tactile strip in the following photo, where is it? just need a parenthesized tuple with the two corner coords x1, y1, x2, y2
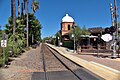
(46, 44, 120, 80)
(110, 58, 120, 62)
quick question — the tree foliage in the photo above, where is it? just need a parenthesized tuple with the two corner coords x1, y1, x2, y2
(4, 16, 26, 56)
(67, 25, 90, 48)
(28, 13, 42, 44)
(0, 0, 41, 66)
(4, 13, 42, 55)
(32, 0, 39, 13)
(4, 1, 41, 57)
(69, 25, 90, 41)
(0, 26, 2, 40)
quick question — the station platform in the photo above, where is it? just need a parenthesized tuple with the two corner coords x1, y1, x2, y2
(46, 43, 120, 80)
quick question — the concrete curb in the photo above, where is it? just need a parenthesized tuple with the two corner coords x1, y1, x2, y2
(46, 43, 120, 80)
(90, 61, 120, 74)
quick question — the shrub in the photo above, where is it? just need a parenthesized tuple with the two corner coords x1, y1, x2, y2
(63, 40, 74, 49)
(0, 57, 2, 67)
(24, 47, 30, 51)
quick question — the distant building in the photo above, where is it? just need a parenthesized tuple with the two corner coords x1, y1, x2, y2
(80, 27, 106, 49)
(79, 27, 113, 53)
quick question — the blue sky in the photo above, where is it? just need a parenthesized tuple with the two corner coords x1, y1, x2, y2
(0, 0, 120, 38)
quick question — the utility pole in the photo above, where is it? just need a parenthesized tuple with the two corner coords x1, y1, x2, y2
(2, 33, 6, 67)
(110, 3, 114, 26)
(114, 0, 119, 38)
(73, 27, 75, 52)
(110, 0, 118, 58)
(72, 22, 76, 53)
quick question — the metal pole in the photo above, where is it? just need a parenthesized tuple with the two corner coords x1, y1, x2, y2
(97, 34, 100, 57)
(2, 33, 6, 67)
(110, 3, 114, 26)
(72, 22, 76, 53)
(74, 27, 75, 52)
(3, 47, 5, 66)
(72, 24, 76, 53)
(111, 0, 118, 58)
(58, 37, 59, 47)
(114, 0, 118, 38)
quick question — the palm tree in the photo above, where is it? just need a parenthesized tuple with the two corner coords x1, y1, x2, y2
(5, 15, 26, 56)
(11, 0, 16, 49)
(18, 0, 20, 18)
(32, 0, 39, 13)
(28, 13, 42, 45)
(24, 0, 29, 47)
(11, 0, 16, 33)
(31, 0, 39, 44)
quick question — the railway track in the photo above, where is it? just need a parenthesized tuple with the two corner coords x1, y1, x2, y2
(42, 51, 47, 80)
(39, 43, 103, 80)
(47, 45, 82, 80)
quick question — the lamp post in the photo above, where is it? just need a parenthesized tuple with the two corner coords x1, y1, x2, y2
(58, 37, 60, 47)
(72, 22, 76, 53)
(71, 34, 75, 52)
(2, 33, 6, 67)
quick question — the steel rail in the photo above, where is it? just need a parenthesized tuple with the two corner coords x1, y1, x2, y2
(42, 49, 48, 80)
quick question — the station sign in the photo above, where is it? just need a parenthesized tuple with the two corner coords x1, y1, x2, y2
(101, 34, 112, 42)
(1, 40, 7, 47)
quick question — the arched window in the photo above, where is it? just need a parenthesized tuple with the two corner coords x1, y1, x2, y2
(68, 25, 70, 30)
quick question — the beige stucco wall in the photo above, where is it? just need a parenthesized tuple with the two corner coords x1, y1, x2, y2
(61, 22, 74, 35)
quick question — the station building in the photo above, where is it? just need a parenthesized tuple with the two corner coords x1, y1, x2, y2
(61, 14, 74, 40)
(60, 14, 75, 48)
(60, 14, 111, 52)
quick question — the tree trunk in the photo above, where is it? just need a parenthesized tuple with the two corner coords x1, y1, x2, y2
(24, 0, 29, 47)
(18, 0, 20, 18)
(21, 2, 24, 16)
(11, 0, 16, 49)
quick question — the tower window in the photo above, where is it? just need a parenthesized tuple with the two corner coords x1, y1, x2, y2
(68, 25, 70, 30)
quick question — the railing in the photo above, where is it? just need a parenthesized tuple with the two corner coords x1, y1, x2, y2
(81, 45, 106, 49)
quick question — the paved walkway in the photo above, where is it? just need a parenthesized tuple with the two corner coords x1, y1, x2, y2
(59, 47, 120, 71)
(53, 46, 120, 70)
(46, 44, 120, 80)
(0, 44, 43, 80)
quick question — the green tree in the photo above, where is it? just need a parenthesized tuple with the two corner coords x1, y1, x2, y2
(0, 26, 2, 40)
(5, 16, 26, 56)
(55, 31, 61, 39)
(24, 0, 29, 47)
(69, 25, 90, 47)
(28, 13, 42, 45)
(81, 25, 90, 35)
(4, 0, 42, 57)
(69, 26, 81, 41)
(42, 36, 52, 43)
(11, 0, 16, 54)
